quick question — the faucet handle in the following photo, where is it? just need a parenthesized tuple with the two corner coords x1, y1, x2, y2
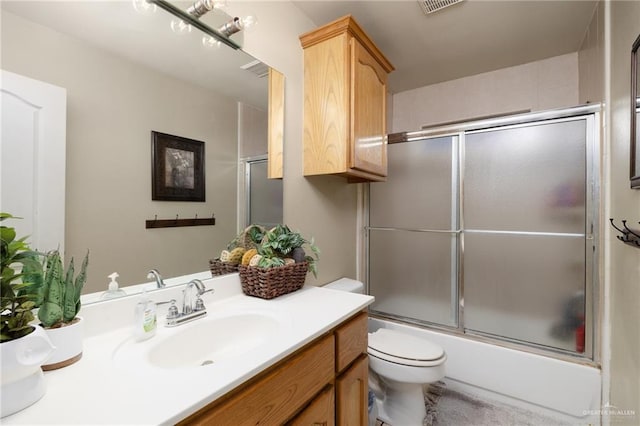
(195, 296, 205, 311)
(165, 300, 179, 320)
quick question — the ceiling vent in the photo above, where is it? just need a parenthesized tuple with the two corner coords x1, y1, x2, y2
(418, 0, 464, 14)
(240, 59, 269, 78)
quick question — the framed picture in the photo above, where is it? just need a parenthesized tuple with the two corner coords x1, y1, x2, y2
(151, 131, 205, 201)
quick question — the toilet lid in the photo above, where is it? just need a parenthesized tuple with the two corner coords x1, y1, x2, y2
(368, 328, 445, 362)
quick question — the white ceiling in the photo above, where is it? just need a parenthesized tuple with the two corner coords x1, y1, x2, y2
(292, 0, 598, 93)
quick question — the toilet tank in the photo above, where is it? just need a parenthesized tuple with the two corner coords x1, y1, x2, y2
(324, 278, 364, 294)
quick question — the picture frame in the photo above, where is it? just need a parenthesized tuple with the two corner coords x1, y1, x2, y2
(151, 131, 205, 201)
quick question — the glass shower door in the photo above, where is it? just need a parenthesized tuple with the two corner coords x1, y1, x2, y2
(369, 136, 459, 327)
(462, 119, 588, 352)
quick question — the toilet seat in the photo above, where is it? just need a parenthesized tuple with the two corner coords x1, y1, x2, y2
(368, 328, 446, 367)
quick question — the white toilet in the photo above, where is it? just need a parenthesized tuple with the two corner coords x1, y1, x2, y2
(325, 279, 447, 426)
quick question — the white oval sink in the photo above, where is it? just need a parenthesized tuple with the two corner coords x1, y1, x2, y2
(113, 311, 286, 371)
(148, 313, 278, 369)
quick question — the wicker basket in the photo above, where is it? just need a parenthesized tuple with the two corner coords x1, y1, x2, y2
(238, 262, 308, 299)
(209, 258, 239, 276)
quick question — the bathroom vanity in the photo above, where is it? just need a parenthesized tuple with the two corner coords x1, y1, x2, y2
(3, 274, 373, 425)
(180, 312, 369, 425)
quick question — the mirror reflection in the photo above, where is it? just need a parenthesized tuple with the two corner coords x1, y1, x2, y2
(0, 1, 283, 298)
(632, 33, 640, 188)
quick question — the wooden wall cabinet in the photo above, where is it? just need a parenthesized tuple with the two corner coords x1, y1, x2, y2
(300, 15, 394, 182)
(178, 311, 369, 426)
(268, 68, 285, 179)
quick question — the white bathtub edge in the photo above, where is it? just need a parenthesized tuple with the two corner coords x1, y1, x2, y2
(368, 317, 602, 419)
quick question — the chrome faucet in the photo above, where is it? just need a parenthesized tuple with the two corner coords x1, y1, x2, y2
(165, 279, 213, 327)
(147, 269, 165, 288)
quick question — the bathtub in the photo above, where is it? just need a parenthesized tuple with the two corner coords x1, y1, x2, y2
(368, 316, 602, 422)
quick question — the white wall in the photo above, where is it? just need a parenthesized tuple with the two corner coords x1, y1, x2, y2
(392, 53, 579, 132)
(1, 11, 239, 293)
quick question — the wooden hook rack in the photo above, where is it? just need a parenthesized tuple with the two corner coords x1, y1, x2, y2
(145, 214, 215, 229)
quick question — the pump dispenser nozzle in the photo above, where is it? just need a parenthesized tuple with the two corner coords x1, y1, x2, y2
(101, 272, 127, 300)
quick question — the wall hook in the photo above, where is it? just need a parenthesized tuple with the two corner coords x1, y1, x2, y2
(609, 218, 640, 248)
(145, 214, 216, 229)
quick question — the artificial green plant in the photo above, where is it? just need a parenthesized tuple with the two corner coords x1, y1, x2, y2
(257, 224, 320, 277)
(38, 249, 89, 328)
(0, 213, 44, 343)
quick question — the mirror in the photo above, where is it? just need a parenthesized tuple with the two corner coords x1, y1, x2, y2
(0, 1, 283, 298)
(632, 33, 640, 189)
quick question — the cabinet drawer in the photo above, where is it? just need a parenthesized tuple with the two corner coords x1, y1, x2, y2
(335, 312, 368, 373)
(288, 385, 335, 426)
(180, 334, 335, 425)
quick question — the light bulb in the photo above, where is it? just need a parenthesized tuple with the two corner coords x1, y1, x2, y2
(132, 0, 157, 14)
(202, 36, 221, 49)
(212, 0, 228, 11)
(240, 15, 258, 32)
(170, 19, 192, 34)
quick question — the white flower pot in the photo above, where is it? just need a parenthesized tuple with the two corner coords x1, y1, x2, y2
(1, 325, 55, 418)
(42, 316, 84, 371)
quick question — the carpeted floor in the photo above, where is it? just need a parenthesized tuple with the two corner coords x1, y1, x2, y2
(375, 380, 572, 426)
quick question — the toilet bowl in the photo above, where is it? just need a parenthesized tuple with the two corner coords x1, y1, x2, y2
(368, 328, 446, 425)
(324, 278, 447, 426)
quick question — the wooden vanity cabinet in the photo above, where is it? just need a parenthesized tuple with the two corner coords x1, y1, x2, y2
(300, 15, 394, 182)
(178, 311, 369, 426)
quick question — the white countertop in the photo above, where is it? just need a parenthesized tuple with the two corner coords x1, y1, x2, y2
(4, 274, 373, 425)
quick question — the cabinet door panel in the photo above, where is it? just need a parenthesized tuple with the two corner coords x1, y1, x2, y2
(268, 68, 285, 179)
(336, 355, 369, 426)
(289, 385, 335, 426)
(350, 38, 387, 177)
(303, 34, 349, 176)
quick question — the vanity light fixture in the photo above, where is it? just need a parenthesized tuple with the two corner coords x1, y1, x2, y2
(186, 0, 227, 18)
(150, 0, 240, 50)
(218, 15, 257, 37)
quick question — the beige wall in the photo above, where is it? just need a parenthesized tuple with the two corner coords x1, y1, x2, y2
(227, 2, 359, 286)
(578, 1, 605, 104)
(607, 1, 640, 422)
(392, 53, 579, 132)
(238, 102, 268, 158)
(1, 12, 239, 293)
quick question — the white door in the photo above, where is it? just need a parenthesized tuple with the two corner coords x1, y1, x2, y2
(1, 70, 66, 253)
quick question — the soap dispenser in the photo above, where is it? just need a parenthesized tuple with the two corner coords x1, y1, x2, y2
(133, 287, 157, 342)
(100, 272, 127, 300)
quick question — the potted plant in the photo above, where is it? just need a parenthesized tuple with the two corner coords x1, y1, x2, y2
(1, 213, 55, 418)
(38, 249, 89, 370)
(238, 224, 320, 299)
(257, 224, 320, 277)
